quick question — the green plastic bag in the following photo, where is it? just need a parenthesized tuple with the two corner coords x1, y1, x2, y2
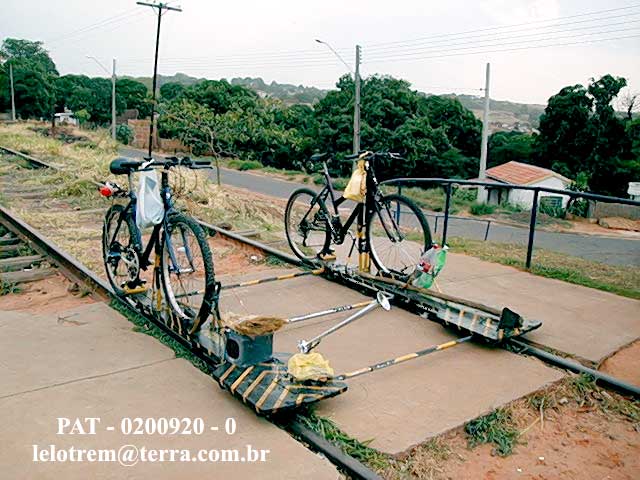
(412, 245, 447, 289)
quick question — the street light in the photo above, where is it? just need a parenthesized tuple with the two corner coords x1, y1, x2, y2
(86, 55, 116, 139)
(315, 39, 361, 155)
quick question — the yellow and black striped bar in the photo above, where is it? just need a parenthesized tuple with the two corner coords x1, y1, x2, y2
(221, 268, 325, 291)
(335, 335, 473, 381)
(212, 359, 347, 415)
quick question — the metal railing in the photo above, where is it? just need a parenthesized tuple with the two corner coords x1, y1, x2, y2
(383, 177, 640, 269)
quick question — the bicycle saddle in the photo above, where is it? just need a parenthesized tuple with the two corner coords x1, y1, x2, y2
(109, 157, 143, 175)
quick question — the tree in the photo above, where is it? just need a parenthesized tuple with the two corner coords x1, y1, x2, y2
(159, 82, 185, 102)
(0, 38, 58, 119)
(116, 78, 150, 117)
(488, 131, 534, 167)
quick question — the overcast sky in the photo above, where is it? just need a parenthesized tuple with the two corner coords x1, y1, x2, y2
(2, 0, 639, 104)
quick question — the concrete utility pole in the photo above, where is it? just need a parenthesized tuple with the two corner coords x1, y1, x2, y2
(111, 59, 117, 139)
(9, 63, 16, 121)
(137, 1, 182, 159)
(477, 62, 491, 204)
(86, 55, 116, 138)
(353, 45, 361, 155)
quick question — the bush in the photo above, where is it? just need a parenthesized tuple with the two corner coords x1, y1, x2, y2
(116, 124, 134, 145)
(227, 159, 263, 171)
(470, 203, 496, 215)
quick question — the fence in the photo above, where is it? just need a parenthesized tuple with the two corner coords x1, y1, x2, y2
(382, 178, 640, 269)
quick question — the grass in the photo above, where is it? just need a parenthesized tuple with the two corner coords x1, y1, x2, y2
(226, 159, 263, 171)
(448, 237, 640, 299)
(469, 202, 496, 215)
(464, 408, 519, 456)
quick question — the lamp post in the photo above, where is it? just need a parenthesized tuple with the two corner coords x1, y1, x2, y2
(86, 55, 116, 139)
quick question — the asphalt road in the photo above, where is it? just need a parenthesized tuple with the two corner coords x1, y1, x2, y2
(118, 148, 640, 267)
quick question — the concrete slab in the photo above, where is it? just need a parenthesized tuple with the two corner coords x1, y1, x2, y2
(438, 253, 640, 364)
(0, 359, 338, 479)
(220, 275, 563, 454)
(0, 302, 175, 398)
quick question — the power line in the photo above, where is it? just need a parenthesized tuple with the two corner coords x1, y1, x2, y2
(365, 26, 640, 61)
(46, 8, 143, 45)
(364, 33, 640, 65)
(364, 3, 640, 49)
(365, 15, 640, 55)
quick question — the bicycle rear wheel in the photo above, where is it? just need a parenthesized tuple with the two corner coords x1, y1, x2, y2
(102, 204, 140, 296)
(160, 212, 215, 335)
(367, 193, 432, 279)
(284, 187, 331, 262)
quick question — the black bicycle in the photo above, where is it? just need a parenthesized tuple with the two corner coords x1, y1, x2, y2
(100, 156, 216, 335)
(284, 151, 432, 279)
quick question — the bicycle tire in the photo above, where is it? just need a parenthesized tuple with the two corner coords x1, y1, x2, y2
(284, 187, 331, 263)
(102, 204, 139, 296)
(366, 193, 432, 279)
(160, 212, 216, 335)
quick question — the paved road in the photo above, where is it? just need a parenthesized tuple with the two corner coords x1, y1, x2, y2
(119, 148, 640, 266)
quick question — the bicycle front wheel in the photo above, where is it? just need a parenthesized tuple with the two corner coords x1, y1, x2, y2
(367, 193, 432, 279)
(160, 212, 215, 335)
(284, 187, 331, 263)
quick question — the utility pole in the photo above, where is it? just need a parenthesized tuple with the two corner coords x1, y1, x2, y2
(86, 55, 116, 138)
(111, 59, 117, 139)
(137, 1, 182, 159)
(9, 63, 16, 121)
(353, 45, 361, 155)
(477, 62, 491, 204)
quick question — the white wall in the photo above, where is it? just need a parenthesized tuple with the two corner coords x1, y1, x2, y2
(507, 176, 571, 210)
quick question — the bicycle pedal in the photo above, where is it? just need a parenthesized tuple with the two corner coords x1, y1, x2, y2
(123, 285, 149, 295)
(318, 252, 337, 261)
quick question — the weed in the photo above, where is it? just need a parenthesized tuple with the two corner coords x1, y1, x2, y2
(300, 412, 390, 470)
(265, 254, 289, 267)
(0, 279, 22, 296)
(227, 159, 263, 171)
(469, 203, 496, 215)
(465, 408, 519, 456)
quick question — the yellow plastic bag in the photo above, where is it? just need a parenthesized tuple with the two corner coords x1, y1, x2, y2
(288, 352, 335, 382)
(343, 159, 367, 203)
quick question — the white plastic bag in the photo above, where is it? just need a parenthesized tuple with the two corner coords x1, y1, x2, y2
(136, 170, 164, 229)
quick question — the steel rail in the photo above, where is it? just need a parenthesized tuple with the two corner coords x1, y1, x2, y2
(2, 146, 638, 401)
(0, 203, 380, 480)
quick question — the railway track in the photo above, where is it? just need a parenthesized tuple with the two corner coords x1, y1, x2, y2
(1, 145, 638, 477)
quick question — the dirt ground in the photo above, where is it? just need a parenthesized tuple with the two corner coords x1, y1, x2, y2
(389, 376, 640, 480)
(600, 340, 640, 387)
(0, 274, 96, 313)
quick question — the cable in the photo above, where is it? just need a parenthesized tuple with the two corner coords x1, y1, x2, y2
(46, 8, 143, 44)
(364, 3, 640, 49)
(364, 33, 640, 65)
(365, 26, 640, 61)
(365, 15, 640, 55)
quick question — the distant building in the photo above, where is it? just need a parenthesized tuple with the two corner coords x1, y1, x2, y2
(54, 108, 77, 126)
(628, 182, 640, 201)
(477, 161, 572, 210)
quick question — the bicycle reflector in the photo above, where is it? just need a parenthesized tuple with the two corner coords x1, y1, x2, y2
(99, 184, 115, 197)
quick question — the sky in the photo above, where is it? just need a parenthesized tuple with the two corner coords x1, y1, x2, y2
(1, 0, 639, 104)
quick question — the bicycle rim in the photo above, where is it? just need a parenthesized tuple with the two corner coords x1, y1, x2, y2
(368, 197, 426, 277)
(103, 207, 137, 293)
(161, 219, 208, 321)
(285, 189, 330, 261)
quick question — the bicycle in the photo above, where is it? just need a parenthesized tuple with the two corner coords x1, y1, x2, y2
(284, 151, 432, 279)
(100, 156, 216, 335)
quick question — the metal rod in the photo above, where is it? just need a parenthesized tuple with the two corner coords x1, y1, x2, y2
(484, 220, 491, 241)
(442, 184, 452, 245)
(510, 339, 640, 398)
(336, 335, 473, 381)
(287, 300, 373, 324)
(526, 189, 539, 269)
(298, 292, 392, 353)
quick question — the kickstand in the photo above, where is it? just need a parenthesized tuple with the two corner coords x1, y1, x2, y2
(345, 232, 357, 266)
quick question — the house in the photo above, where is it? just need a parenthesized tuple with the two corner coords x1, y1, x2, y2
(480, 161, 572, 210)
(54, 108, 78, 126)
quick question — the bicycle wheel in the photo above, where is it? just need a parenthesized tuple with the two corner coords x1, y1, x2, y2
(102, 204, 140, 296)
(284, 187, 331, 262)
(160, 212, 215, 334)
(366, 193, 432, 279)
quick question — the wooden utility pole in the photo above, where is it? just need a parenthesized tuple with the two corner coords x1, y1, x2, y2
(136, 1, 182, 158)
(9, 63, 16, 121)
(477, 62, 491, 203)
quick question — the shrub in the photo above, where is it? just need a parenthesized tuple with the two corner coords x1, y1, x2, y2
(470, 203, 496, 215)
(227, 159, 263, 171)
(116, 124, 134, 145)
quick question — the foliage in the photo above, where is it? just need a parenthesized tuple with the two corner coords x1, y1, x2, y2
(465, 408, 519, 456)
(159, 81, 184, 101)
(488, 131, 534, 167)
(469, 202, 496, 215)
(116, 124, 134, 145)
(227, 159, 262, 170)
(115, 78, 150, 117)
